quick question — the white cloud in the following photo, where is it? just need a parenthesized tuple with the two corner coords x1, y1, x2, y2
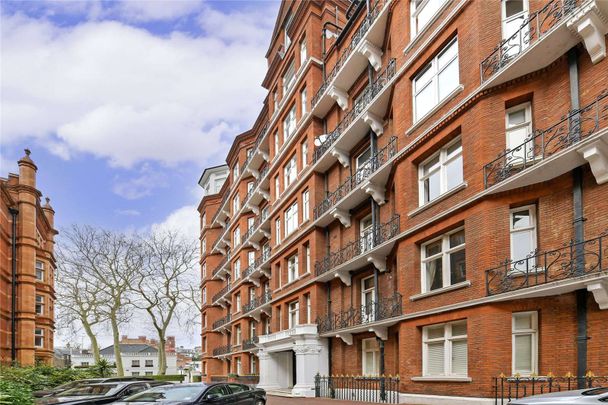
(151, 204, 199, 242)
(115, 208, 141, 216)
(1, 5, 274, 168)
(112, 164, 168, 200)
(111, 0, 203, 22)
(198, 3, 277, 45)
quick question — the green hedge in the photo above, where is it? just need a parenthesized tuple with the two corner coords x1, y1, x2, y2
(149, 374, 185, 382)
(191, 375, 202, 382)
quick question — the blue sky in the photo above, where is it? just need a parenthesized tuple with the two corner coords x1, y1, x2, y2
(1, 0, 280, 347)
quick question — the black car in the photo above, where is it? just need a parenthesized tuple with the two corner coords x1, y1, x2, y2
(35, 381, 171, 404)
(111, 382, 266, 405)
(33, 377, 155, 398)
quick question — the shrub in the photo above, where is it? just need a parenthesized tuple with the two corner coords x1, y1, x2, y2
(149, 374, 185, 382)
(0, 379, 33, 405)
(191, 375, 202, 382)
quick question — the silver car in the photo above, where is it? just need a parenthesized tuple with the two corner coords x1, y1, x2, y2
(510, 387, 608, 404)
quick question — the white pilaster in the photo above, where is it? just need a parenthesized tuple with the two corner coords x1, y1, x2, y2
(292, 342, 329, 397)
(257, 350, 281, 391)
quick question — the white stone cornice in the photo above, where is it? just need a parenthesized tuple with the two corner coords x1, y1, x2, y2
(328, 85, 349, 111)
(567, 0, 608, 64)
(331, 208, 351, 228)
(363, 111, 384, 135)
(358, 39, 383, 71)
(578, 138, 608, 184)
(330, 147, 350, 167)
(587, 280, 608, 309)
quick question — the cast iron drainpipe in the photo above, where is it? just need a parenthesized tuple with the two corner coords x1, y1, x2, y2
(9, 207, 18, 364)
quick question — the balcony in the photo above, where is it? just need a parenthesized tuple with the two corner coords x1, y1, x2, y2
(211, 189, 231, 228)
(480, 0, 608, 88)
(244, 123, 271, 179)
(242, 291, 272, 321)
(212, 283, 231, 306)
(483, 90, 608, 192)
(485, 231, 608, 308)
(312, 58, 396, 173)
(212, 251, 231, 280)
(314, 215, 400, 285)
(212, 314, 231, 331)
(244, 166, 270, 214)
(313, 136, 398, 227)
(257, 324, 319, 347)
(242, 247, 272, 286)
(311, 0, 392, 117)
(316, 292, 402, 342)
(242, 207, 272, 250)
(242, 336, 259, 350)
(212, 344, 232, 357)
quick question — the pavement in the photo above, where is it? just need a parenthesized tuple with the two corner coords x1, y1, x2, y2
(267, 396, 395, 405)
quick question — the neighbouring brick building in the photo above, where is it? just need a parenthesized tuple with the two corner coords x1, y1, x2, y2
(1, 150, 57, 365)
(198, 0, 608, 402)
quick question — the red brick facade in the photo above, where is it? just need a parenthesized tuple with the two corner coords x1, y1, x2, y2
(198, 0, 608, 401)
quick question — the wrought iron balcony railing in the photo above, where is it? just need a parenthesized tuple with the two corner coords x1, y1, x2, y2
(212, 314, 231, 330)
(316, 292, 402, 334)
(212, 251, 231, 277)
(243, 122, 270, 171)
(212, 283, 231, 303)
(485, 230, 608, 296)
(244, 166, 269, 204)
(212, 344, 232, 357)
(313, 58, 396, 164)
(242, 336, 259, 350)
(483, 90, 608, 188)
(243, 247, 272, 279)
(242, 291, 272, 314)
(211, 189, 231, 225)
(480, 0, 577, 82)
(315, 214, 400, 277)
(314, 136, 398, 220)
(311, 0, 387, 109)
(242, 206, 270, 244)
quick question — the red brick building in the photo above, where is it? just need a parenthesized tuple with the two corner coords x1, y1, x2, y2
(198, 0, 608, 402)
(1, 150, 57, 365)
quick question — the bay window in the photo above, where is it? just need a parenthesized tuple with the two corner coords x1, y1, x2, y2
(423, 321, 468, 377)
(419, 138, 463, 205)
(35, 328, 44, 348)
(421, 228, 466, 292)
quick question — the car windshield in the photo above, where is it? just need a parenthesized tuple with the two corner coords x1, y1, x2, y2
(59, 384, 119, 397)
(124, 386, 207, 402)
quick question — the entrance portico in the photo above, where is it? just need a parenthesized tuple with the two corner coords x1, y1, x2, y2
(257, 324, 329, 397)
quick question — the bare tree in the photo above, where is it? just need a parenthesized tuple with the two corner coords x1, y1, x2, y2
(130, 231, 197, 375)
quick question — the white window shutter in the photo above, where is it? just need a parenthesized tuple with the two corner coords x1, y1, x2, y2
(451, 339, 468, 375)
(426, 342, 445, 375)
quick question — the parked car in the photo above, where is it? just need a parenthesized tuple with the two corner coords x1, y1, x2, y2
(33, 377, 155, 398)
(35, 381, 171, 404)
(510, 387, 608, 404)
(112, 382, 266, 405)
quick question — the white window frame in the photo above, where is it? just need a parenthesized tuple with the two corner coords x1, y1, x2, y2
(250, 355, 257, 374)
(501, 0, 530, 42)
(234, 259, 241, 279)
(422, 321, 468, 377)
(35, 295, 44, 315)
(288, 300, 299, 328)
(509, 205, 538, 271)
(236, 357, 242, 375)
(361, 276, 376, 323)
(413, 37, 459, 122)
(283, 105, 297, 142)
(283, 61, 296, 96)
(512, 311, 538, 376)
(305, 294, 311, 323)
(233, 163, 240, 179)
(34, 328, 44, 348)
(301, 139, 309, 168)
(248, 251, 255, 267)
(300, 37, 307, 64)
(284, 155, 297, 188)
(274, 131, 279, 155)
(275, 219, 282, 245)
(202, 238, 206, 255)
(233, 194, 240, 214)
(233, 227, 241, 246)
(302, 190, 310, 222)
(362, 338, 380, 376)
(305, 244, 311, 274)
(411, 0, 447, 37)
(505, 102, 533, 161)
(420, 227, 466, 293)
(275, 175, 280, 198)
(285, 202, 298, 236)
(287, 253, 299, 283)
(35, 260, 44, 281)
(418, 137, 463, 206)
(202, 263, 207, 278)
(235, 293, 241, 313)
(301, 86, 308, 115)
(235, 324, 242, 344)
(202, 287, 207, 304)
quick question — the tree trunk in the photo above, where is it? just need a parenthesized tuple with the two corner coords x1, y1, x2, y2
(82, 321, 101, 363)
(110, 313, 124, 376)
(157, 334, 167, 375)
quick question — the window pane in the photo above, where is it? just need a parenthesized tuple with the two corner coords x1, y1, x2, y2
(511, 229, 534, 262)
(512, 210, 531, 228)
(415, 83, 435, 121)
(449, 231, 465, 248)
(508, 108, 527, 126)
(425, 240, 442, 257)
(415, 64, 434, 92)
(449, 249, 466, 284)
(363, 277, 375, 290)
(426, 342, 445, 375)
(438, 40, 458, 69)
(446, 155, 463, 190)
(427, 325, 445, 339)
(451, 322, 467, 336)
(505, 0, 524, 17)
(514, 313, 532, 330)
(451, 339, 468, 375)
(446, 140, 462, 157)
(438, 58, 459, 100)
(514, 335, 533, 372)
(423, 155, 440, 175)
(425, 171, 441, 202)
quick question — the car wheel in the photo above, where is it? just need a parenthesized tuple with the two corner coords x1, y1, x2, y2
(255, 400, 265, 405)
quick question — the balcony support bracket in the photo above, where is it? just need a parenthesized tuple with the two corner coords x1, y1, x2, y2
(336, 333, 353, 345)
(248, 277, 260, 288)
(587, 280, 608, 310)
(246, 203, 260, 215)
(578, 138, 608, 184)
(331, 208, 351, 228)
(218, 218, 226, 228)
(363, 181, 386, 205)
(261, 269, 271, 278)
(252, 312, 261, 322)
(328, 85, 349, 111)
(358, 39, 383, 71)
(363, 112, 384, 136)
(250, 241, 260, 250)
(249, 168, 260, 179)
(368, 254, 387, 272)
(369, 326, 388, 340)
(262, 229, 271, 239)
(335, 271, 352, 286)
(567, 1, 608, 64)
(260, 189, 271, 201)
(261, 151, 270, 162)
(331, 147, 350, 168)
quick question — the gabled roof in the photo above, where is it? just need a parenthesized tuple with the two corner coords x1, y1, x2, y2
(100, 344, 158, 355)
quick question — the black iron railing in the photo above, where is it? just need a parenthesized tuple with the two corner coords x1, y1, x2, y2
(244, 166, 269, 204)
(313, 58, 396, 164)
(315, 373, 400, 403)
(212, 314, 231, 330)
(243, 247, 272, 279)
(243, 122, 270, 172)
(484, 90, 608, 188)
(480, 0, 578, 82)
(212, 283, 231, 303)
(311, 0, 387, 109)
(212, 251, 231, 277)
(493, 375, 608, 405)
(242, 291, 272, 313)
(212, 344, 232, 357)
(485, 231, 608, 296)
(317, 292, 402, 334)
(242, 206, 270, 245)
(315, 215, 400, 277)
(314, 136, 398, 219)
(242, 336, 259, 350)
(211, 189, 231, 226)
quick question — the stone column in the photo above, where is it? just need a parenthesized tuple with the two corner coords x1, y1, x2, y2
(292, 340, 329, 397)
(256, 350, 281, 391)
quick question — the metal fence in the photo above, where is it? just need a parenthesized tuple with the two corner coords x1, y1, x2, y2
(315, 374, 400, 403)
(493, 375, 608, 405)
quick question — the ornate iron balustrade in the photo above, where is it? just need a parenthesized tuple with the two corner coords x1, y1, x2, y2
(242, 336, 258, 350)
(493, 375, 608, 405)
(485, 230, 608, 296)
(480, 0, 577, 82)
(242, 291, 272, 313)
(212, 344, 232, 357)
(212, 251, 231, 277)
(243, 122, 270, 172)
(242, 206, 270, 245)
(212, 314, 231, 330)
(243, 247, 272, 279)
(245, 166, 269, 204)
(484, 90, 608, 188)
(311, 0, 386, 109)
(315, 214, 400, 277)
(314, 136, 398, 219)
(211, 188, 231, 225)
(315, 373, 400, 404)
(313, 58, 397, 164)
(212, 282, 231, 303)
(316, 292, 402, 334)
